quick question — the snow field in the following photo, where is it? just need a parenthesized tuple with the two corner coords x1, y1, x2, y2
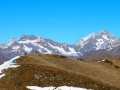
(26, 86, 91, 90)
(0, 56, 20, 78)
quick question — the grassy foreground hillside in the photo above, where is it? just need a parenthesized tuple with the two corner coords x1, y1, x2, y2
(0, 54, 120, 90)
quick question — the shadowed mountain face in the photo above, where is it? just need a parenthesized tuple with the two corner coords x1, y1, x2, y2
(82, 44, 120, 58)
(0, 51, 9, 62)
(1, 30, 120, 61)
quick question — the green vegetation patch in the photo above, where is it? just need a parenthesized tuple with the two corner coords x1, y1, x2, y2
(104, 60, 120, 69)
(59, 55, 67, 58)
(114, 65, 120, 69)
(104, 60, 113, 65)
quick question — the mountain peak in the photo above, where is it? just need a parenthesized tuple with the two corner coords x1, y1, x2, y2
(96, 30, 117, 39)
(19, 35, 38, 41)
(99, 29, 108, 32)
(75, 30, 120, 51)
(98, 30, 109, 34)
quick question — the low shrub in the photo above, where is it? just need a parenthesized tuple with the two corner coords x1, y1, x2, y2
(114, 65, 120, 69)
(59, 55, 67, 58)
(104, 60, 113, 65)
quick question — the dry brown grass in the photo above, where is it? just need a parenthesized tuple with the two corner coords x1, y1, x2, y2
(85, 55, 120, 61)
(0, 64, 119, 90)
(19, 54, 120, 87)
(0, 54, 120, 90)
(0, 62, 3, 65)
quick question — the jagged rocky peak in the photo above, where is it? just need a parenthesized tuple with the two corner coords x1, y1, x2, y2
(96, 30, 117, 38)
(19, 34, 44, 41)
(75, 30, 118, 45)
(90, 30, 115, 39)
(98, 29, 109, 34)
(19, 35, 38, 40)
(75, 30, 120, 51)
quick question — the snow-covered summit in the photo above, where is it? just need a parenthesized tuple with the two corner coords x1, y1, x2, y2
(19, 35, 44, 41)
(98, 29, 109, 34)
(96, 30, 118, 40)
(75, 30, 120, 51)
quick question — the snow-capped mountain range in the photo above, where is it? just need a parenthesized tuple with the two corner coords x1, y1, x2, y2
(0, 30, 120, 61)
(0, 35, 80, 61)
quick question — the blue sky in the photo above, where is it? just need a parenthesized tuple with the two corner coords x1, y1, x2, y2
(0, 0, 120, 44)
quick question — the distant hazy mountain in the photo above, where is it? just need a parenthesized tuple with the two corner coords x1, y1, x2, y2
(1, 30, 120, 61)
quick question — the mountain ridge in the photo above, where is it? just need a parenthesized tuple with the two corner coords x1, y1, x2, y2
(1, 30, 120, 61)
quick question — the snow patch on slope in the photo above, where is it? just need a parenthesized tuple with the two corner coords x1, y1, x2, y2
(49, 43, 77, 56)
(26, 86, 91, 90)
(23, 45, 32, 52)
(18, 40, 38, 44)
(75, 33, 95, 47)
(12, 46, 20, 50)
(39, 45, 52, 54)
(102, 35, 109, 40)
(82, 33, 95, 41)
(107, 48, 113, 51)
(7, 38, 17, 46)
(0, 56, 20, 79)
(96, 39, 104, 50)
(18, 36, 45, 44)
(0, 44, 7, 49)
